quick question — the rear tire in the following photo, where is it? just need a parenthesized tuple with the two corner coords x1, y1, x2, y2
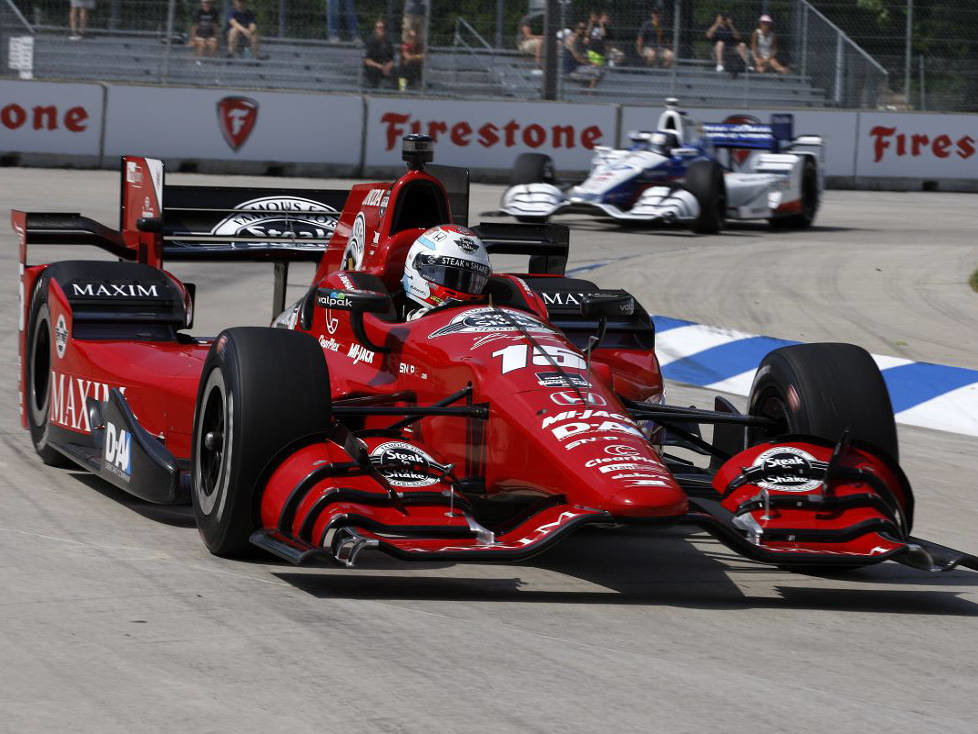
(25, 279, 73, 467)
(191, 327, 332, 556)
(684, 160, 726, 234)
(510, 153, 556, 186)
(748, 342, 898, 462)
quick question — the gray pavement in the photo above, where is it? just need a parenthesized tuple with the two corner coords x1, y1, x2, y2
(1, 168, 977, 733)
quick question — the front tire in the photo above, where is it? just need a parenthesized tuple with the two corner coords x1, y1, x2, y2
(510, 153, 556, 186)
(191, 327, 332, 556)
(683, 160, 726, 234)
(748, 343, 898, 461)
(25, 279, 72, 467)
(770, 157, 819, 229)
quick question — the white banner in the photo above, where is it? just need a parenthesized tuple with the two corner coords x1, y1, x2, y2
(856, 112, 978, 179)
(621, 105, 859, 177)
(0, 80, 103, 155)
(364, 96, 617, 171)
(102, 85, 363, 164)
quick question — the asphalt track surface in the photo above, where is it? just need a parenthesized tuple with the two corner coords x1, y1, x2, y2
(2, 169, 977, 733)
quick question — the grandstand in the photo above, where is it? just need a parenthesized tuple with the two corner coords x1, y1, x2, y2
(17, 31, 828, 108)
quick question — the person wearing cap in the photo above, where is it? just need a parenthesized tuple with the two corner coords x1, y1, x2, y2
(190, 0, 220, 58)
(752, 14, 789, 74)
(706, 11, 749, 73)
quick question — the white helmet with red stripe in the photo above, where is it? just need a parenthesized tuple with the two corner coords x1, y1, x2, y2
(402, 225, 491, 314)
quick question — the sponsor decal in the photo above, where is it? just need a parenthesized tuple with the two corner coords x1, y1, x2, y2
(610, 473, 670, 487)
(54, 314, 68, 358)
(751, 446, 824, 493)
(49, 372, 125, 433)
(126, 160, 142, 185)
(347, 343, 375, 366)
(564, 435, 621, 450)
(70, 282, 160, 298)
(549, 390, 607, 407)
(380, 112, 603, 153)
(868, 125, 976, 163)
(536, 372, 590, 388)
(210, 195, 337, 246)
(597, 462, 658, 473)
(369, 441, 448, 487)
(471, 333, 523, 350)
(584, 456, 654, 468)
(342, 212, 367, 270)
(103, 421, 132, 481)
(318, 335, 340, 352)
(217, 96, 259, 151)
(337, 272, 355, 290)
(428, 307, 555, 339)
(542, 409, 644, 441)
(456, 236, 478, 253)
(317, 290, 353, 311)
(362, 188, 390, 207)
(541, 291, 589, 308)
(605, 444, 640, 456)
(399, 363, 428, 379)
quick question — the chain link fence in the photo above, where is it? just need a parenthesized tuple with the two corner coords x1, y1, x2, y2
(5, 0, 975, 110)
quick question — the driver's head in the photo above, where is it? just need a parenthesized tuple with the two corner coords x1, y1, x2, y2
(402, 225, 491, 313)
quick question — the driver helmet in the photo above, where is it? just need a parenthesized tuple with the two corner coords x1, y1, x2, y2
(402, 225, 492, 314)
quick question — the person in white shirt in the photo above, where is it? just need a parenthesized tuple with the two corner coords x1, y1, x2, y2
(752, 14, 789, 74)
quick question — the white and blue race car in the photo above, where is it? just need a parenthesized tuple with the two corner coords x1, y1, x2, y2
(495, 99, 824, 234)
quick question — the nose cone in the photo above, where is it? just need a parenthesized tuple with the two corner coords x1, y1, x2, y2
(604, 482, 688, 519)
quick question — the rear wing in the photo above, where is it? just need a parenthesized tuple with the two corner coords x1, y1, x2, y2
(701, 114, 795, 152)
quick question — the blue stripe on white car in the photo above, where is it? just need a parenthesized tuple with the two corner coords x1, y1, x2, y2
(652, 316, 978, 438)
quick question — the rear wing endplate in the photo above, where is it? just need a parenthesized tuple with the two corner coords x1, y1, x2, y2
(701, 114, 794, 152)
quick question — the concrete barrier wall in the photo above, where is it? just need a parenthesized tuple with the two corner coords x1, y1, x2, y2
(3, 79, 978, 189)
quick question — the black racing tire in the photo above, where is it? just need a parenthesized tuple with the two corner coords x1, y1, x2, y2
(748, 343, 899, 462)
(770, 157, 819, 229)
(191, 327, 332, 556)
(510, 153, 556, 186)
(25, 277, 73, 467)
(683, 160, 726, 234)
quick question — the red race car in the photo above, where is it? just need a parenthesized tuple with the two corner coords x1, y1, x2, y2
(13, 137, 977, 573)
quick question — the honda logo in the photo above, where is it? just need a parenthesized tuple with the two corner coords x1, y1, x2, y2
(549, 391, 607, 407)
(217, 96, 259, 151)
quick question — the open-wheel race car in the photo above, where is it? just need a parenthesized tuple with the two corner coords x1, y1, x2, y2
(13, 136, 976, 574)
(493, 98, 823, 234)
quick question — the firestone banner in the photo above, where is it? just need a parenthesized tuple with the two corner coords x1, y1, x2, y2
(102, 85, 363, 164)
(364, 96, 617, 171)
(856, 112, 978, 179)
(0, 79, 104, 156)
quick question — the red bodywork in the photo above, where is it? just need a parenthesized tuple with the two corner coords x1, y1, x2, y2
(13, 155, 977, 573)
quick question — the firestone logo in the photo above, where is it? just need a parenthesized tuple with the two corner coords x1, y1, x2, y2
(217, 96, 259, 151)
(380, 112, 603, 152)
(869, 125, 976, 163)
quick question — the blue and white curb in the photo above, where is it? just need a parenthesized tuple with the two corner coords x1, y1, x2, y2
(653, 316, 978, 438)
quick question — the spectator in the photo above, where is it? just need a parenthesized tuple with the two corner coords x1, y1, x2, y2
(516, 12, 544, 72)
(403, 0, 427, 46)
(588, 10, 624, 67)
(191, 0, 220, 58)
(706, 11, 749, 73)
(68, 0, 94, 40)
(399, 27, 425, 90)
(227, 0, 267, 59)
(752, 14, 789, 74)
(564, 20, 601, 89)
(363, 18, 395, 88)
(636, 9, 674, 68)
(327, 0, 360, 44)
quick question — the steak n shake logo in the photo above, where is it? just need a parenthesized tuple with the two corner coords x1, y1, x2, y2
(217, 96, 259, 151)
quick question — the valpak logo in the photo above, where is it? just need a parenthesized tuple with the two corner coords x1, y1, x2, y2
(217, 96, 259, 151)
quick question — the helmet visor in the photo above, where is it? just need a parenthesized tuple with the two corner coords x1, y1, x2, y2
(416, 256, 491, 296)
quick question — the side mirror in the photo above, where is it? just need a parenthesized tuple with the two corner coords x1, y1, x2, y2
(315, 288, 393, 353)
(580, 290, 635, 354)
(580, 290, 635, 319)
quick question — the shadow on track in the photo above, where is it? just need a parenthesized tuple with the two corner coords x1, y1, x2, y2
(273, 526, 978, 615)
